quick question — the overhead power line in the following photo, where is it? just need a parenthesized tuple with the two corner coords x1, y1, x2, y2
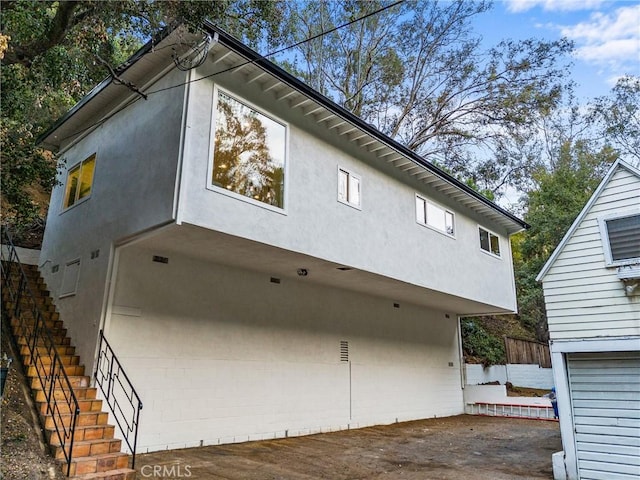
(55, 0, 405, 144)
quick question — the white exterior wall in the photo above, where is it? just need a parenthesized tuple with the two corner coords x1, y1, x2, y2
(38, 69, 188, 368)
(465, 363, 554, 389)
(542, 167, 640, 340)
(177, 69, 518, 314)
(107, 245, 463, 452)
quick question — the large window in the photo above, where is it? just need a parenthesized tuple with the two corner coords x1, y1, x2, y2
(599, 213, 640, 265)
(416, 195, 454, 236)
(338, 168, 361, 208)
(63, 154, 96, 209)
(211, 90, 286, 209)
(479, 226, 501, 257)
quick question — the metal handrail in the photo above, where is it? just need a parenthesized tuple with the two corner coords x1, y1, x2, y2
(94, 329, 143, 468)
(1, 227, 80, 476)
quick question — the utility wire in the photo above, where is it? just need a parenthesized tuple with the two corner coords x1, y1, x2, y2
(146, 0, 405, 95)
(55, 0, 405, 144)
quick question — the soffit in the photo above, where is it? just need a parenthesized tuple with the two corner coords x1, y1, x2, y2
(38, 24, 527, 235)
(204, 38, 526, 235)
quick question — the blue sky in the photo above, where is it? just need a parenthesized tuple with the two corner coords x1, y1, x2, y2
(474, 0, 640, 100)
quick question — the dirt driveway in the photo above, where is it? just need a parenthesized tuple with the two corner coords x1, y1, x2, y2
(136, 415, 561, 480)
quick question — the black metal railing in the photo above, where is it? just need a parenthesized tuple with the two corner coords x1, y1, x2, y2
(94, 329, 143, 468)
(0, 227, 80, 476)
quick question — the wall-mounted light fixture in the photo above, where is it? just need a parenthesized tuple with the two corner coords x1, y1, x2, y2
(297, 268, 308, 277)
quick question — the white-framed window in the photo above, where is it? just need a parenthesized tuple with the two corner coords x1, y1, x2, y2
(63, 154, 96, 210)
(208, 87, 287, 210)
(337, 167, 361, 209)
(415, 195, 455, 236)
(598, 211, 640, 266)
(479, 226, 501, 257)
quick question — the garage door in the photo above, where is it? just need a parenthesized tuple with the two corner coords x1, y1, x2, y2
(568, 352, 640, 480)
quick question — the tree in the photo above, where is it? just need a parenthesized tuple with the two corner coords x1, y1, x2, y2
(589, 75, 640, 165)
(1, 1, 284, 241)
(282, 0, 574, 197)
(514, 140, 617, 341)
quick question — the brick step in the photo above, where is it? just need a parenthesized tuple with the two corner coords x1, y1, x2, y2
(16, 333, 71, 347)
(12, 316, 63, 330)
(26, 363, 85, 378)
(13, 324, 67, 339)
(61, 452, 130, 477)
(52, 438, 122, 461)
(41, 410, 109, 429)
(37, 397, 102, 415)
(4, 299, 56, 312)
(34, 385, 97, 403)
(22, 353, 80, 367)
(47, 423, 116, 444)
(69, 467, 137, 480)
(33, 375, 91, 391)
(21, 344, 75, 356)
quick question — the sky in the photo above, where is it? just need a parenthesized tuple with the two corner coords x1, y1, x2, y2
(474, 0, 640, 101)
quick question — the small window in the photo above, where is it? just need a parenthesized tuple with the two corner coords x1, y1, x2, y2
(338, 168, 361, 208)
(479, 227, 500, 257)
(416, 195, 454, 236)
(210, 89, 286, 209)
(599, 213, 640, 266)
(63, 154, 96, 209)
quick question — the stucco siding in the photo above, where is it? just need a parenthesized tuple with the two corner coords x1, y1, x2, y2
(107, 245, 464, 452)
(543, 167, 640, 340)
(38, 68, 188, 369)
(177, 70, 517, 314)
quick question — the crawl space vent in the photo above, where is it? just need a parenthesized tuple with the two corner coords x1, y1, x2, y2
(340, 340, 349, 362)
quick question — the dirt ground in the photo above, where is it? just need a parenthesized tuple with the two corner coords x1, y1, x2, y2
(136, 415, 561, 480)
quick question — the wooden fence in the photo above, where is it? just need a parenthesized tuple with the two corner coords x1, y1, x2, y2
(504, 337, 551, 368)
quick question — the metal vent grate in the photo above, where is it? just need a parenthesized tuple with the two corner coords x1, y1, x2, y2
(340, 340, 349, 362)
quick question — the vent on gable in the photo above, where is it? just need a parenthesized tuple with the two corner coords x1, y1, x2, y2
(340, 340, 349, 362)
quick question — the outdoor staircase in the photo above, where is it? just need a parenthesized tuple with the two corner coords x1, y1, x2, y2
(1, 262, 137, 480)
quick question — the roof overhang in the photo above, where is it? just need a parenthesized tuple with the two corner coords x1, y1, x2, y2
(38, 22, 529, 236)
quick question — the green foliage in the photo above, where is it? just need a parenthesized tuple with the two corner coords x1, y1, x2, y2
(461, 318, 506, 366)
(589, 75, 640, 165)
(0, 0, 285, 240)
(514, 140, 617, 341)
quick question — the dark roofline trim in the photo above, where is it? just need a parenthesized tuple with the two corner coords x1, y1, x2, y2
(202, 22, 528, 231)
(38, 20, 528, 231)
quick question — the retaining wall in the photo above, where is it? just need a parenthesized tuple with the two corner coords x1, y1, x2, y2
(465, 363, 554, 389)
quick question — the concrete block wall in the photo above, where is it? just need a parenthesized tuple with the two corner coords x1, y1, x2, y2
(107, 244, 464, 452)
(465, 363, 554, 389)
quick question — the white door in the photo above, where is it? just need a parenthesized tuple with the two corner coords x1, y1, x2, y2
(568, 352, 640, 480)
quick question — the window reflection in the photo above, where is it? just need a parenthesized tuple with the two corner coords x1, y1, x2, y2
(212, 91, 286, 208)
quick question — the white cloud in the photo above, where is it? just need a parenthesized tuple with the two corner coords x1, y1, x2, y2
(506, 0, 606, 13)
(561, 5, 640, 72)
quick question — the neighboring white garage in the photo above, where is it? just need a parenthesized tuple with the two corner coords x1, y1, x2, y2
(538, 160, 640, 480)
(568, 352, 640, 480)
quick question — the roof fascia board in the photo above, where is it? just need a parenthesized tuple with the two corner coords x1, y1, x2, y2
(36, 24, 177, 147)
(536, 159, 640, 282)
(202, 22, 528, 232)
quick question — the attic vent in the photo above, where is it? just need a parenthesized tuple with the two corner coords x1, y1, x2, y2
(340, 340, 349, 362)
(270, 277, 281, 284)
(153, 255, 169, 264)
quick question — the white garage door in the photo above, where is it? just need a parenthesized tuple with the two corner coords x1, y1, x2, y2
(568, 352, 640, 480)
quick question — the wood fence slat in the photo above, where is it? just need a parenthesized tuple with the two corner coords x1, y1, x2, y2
(504, 337, 552, 368)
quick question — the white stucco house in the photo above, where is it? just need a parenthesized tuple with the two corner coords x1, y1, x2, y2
(537, 159, 640, 480)
(37, 24, 528, 453)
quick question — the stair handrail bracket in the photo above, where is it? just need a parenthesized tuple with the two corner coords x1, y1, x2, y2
(1, 227, 80, 476)
(95, 329, 143, 468)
